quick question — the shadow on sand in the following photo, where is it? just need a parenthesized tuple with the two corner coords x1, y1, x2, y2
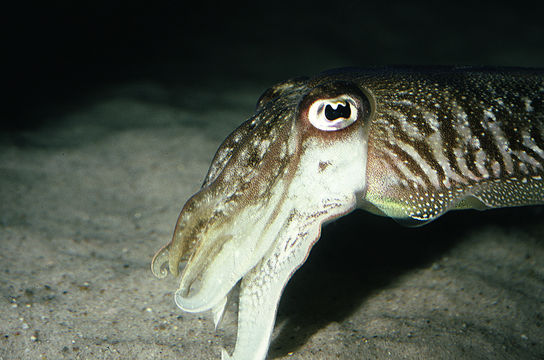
(268, 205, 543, 358)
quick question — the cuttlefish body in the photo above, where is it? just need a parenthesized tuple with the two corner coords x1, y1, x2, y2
(152, 67, 544, 359)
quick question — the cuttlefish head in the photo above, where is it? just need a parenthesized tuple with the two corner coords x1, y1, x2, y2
(152, 75, 373, 317)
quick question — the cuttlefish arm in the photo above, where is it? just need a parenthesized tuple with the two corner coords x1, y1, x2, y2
(152, 67, 544, 360)
(152, 78, 371, 358)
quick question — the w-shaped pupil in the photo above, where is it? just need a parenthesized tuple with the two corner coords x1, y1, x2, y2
(325, 102, 350, 120)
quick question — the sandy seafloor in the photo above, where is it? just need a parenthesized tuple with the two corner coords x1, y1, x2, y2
(1, 77, 543, 360)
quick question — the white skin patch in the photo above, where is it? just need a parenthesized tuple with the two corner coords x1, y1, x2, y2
(423, 111, 440, 131)
(512, 150, 543, 171)
(258, 139, 270, 158)
(454, 147, 480, 181)
(483, 109, 496, 122)
(522, 97, 534, 112)
(488, 121, 514, 174)
(453, 107, 472, 140)
(385, 109, 424, 140)
(491, 160, 501, 177)
(474, 149, 490, 179)
(427, 132, 467, 185)
(522, 129, 544, 159)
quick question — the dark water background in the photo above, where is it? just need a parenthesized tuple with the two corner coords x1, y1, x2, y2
(5, 1, 544, 129)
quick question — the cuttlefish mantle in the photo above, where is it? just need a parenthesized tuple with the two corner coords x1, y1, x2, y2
(152, 67, 544, 360)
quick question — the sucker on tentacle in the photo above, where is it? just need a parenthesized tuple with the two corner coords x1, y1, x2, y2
(152, 66, 544, 360)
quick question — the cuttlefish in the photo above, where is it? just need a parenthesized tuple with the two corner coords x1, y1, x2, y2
(152, 67, 544, 360)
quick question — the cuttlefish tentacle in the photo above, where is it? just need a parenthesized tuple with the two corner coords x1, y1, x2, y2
(152, 80, 311, 313)
(222, 212, 322, 360)
(222, 200, 356, 360)
(152, 67, 544, 360)
(151, 81, 308, 282)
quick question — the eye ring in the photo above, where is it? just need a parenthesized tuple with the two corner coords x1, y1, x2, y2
(307, 95, 358, 131)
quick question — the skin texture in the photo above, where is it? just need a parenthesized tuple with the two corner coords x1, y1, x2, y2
(151, 67, 544, 360)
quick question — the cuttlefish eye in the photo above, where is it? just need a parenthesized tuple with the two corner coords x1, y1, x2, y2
(307, 96, 358, 131)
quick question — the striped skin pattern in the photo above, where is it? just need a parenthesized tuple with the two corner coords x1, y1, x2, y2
(152, 67, 544, 360)
(358, 68, 544, 223)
